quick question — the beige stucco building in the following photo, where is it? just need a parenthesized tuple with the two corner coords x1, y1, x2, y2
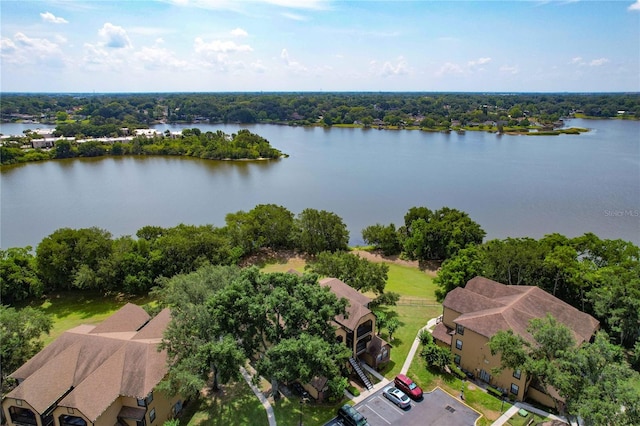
(432, 276, 599, 406)
(2, 304, 183, 426)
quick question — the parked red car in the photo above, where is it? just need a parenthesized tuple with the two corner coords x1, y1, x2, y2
(394, 374, 423, 400)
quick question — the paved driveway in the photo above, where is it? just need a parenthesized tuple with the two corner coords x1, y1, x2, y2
(324, 388, 480, 426)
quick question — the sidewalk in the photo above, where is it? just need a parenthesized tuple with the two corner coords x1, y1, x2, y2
(240, 365, 277, 426)
(400, 316, 439, 375)
(490, 401, 570, 426)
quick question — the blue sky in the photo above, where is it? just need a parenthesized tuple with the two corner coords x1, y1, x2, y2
(1, 0, 639, 92)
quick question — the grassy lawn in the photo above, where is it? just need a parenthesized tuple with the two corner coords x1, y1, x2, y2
(180, 380, 269, 426)
(272, 396, 344, 426)
(17, 291, 154, 346)
(505, 411, 547, 426)
(384, 263, 438, 301)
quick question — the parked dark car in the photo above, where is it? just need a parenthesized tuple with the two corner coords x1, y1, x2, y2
(337, 404, 369, 426)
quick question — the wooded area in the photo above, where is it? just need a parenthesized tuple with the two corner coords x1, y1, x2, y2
(2, 92, 638, 131)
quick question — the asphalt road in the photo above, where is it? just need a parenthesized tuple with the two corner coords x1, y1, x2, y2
(324, 388, 480, 426)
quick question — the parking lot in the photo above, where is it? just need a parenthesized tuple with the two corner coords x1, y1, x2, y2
(324, 387, 480, 426)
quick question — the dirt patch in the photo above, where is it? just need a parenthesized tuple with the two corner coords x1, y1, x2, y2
(242, 248, 441, 278)
(350, 249, 440, 277)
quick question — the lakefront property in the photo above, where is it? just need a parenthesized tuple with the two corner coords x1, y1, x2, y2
(2, 304, 183, 426)
(432, 276, 600, 408)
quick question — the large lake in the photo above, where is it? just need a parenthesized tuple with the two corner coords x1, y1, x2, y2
(1, 119, 639, 249)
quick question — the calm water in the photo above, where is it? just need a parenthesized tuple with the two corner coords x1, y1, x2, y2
(1, 119, 639, 249)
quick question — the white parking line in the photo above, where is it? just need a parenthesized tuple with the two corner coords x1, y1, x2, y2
(364, 403, 391, 425)
(379, 395, 407, 415)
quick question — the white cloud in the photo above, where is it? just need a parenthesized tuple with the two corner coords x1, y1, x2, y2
(230, 28, 248, 37)
(570, 56, 583, 64)
(436, 62, 464, 76)
(629, 1, 640, 11)
(40, 12, 68, 24)
(589, 57, 609, 66)
(280, 48, 307, 72)
(380, 57, 409, 77)
(194, 38, 252, 53)
(499, 65, 519, 75)
(281, 12, 307, 21)
(98, 23, 132, 49)
(263, 0, 328, 9)
(1, 32, 65, 66)
(134, 44, 191, 71)
(251, 60, 267, 73)
(468, 57, 491, 67)
(167, 0, 328, 12)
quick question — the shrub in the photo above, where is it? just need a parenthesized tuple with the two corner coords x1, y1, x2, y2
(450, 364, 466, 380)
(347, 385, 360, 396)
(418, 329, 433, 346)
(487, 386, 504, 398)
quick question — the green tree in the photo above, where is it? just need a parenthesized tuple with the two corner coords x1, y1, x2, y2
(36, 227, 113, 291)
(225, 204, 294, 255)
(157, 265, 244, 396)
(256, 334, 350, 387)
(434, 245, 484, 301)
(421, 339, 451, 371)
(0, 306, 52, 392)
(54, 140, 75, 159)
(293, 209, 349, 255)
(588, 265, 640, 347)
(557, 332, 640, 425)
(306, 251, 389, 296)
(361, 223, 401, 255)
(401, 206, 485, 261)
(0, 247, 43, 304)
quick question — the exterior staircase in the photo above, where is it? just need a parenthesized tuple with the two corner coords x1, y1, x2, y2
(349, 357, 374, 391)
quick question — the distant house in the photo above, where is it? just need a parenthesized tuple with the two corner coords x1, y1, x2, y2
(432, 276, 599, 407)
(2, 304, 183, 426)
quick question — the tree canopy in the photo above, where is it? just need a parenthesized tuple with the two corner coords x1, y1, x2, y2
(0, 306, 52, 393)
(489, 315, 640, 425)
(156, 265, 351, 398)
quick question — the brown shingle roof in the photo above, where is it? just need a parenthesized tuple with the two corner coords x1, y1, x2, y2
(7, 305, 171, 422)
(431, 322, 453, 346)
(445, 277, 599, 344)
(89, 303, 150, 334)
(319, 278, 371, 331)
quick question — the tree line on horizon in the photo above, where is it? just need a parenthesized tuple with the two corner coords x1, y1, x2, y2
(2, 93, 638, 133)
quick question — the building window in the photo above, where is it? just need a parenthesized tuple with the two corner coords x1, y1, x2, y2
(510, 383, 519, 395)
(455, 339, 463, 350)
(454, 354, 461, 365)
(146, 392, 154, 405)
(137, 398, 146, 407)
(9, 407, 37, 426)
(336, 335, 343, 344)
(357, 320, 373, 339)
(456, 324, 464, 335)
(149, 409, 156, 424)
(59, 415, 87, 426)
(513, 369, 521, 380)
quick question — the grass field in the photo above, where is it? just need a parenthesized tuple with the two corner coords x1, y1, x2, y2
(182, 380, 269, 426)
(17, 290, 154, 345)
